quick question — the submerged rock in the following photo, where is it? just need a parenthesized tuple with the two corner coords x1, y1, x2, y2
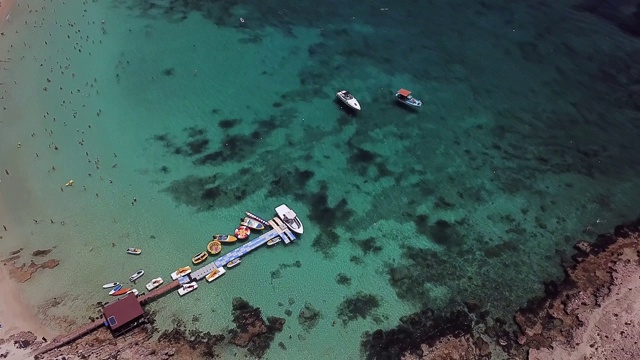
(362, 218, 640, 359)
(229, 297, 286, 358)
(8, 259, 59, 283)
(298, 302, 321, 332)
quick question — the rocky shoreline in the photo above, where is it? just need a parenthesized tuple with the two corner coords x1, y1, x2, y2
(3, 220, 640, 359)
(19, 297, 283, 360)
(363, 218, 640, 359)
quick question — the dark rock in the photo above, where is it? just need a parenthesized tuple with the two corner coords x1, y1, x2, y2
(298, 302, 321, 332)
(31, 249, 52, 257)
(336, 273, 351, 286)
(229, 297, 285, 358)
(361, 308, 473, 359)
(337, 292, 380, 325)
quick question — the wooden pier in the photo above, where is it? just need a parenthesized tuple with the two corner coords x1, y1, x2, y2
(32, 318, 106, 357)
(137, 280, 180, 304)
(33, 214, 299, 357)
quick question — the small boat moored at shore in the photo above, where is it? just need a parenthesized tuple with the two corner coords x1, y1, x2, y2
(178, 282, 198, 296)
(213, 234, 237, 243)
(205, 267, 226, 282)
(207, 240, 222, 255)
(111, 287, 131, 296)
(171, 266, 191, 280)
(126, 248, 142, 255)
(145, 277, 163, 291)
(234, 225, 251, 240)
(108, 284, 123, 295)
(226, 258, 241, 268)
(275, 204, 304, 234)
(129, 269, 145, 282)
(102, 282, 120, 289)
(240, 217, 266, 230)
(123, 289, 138, 297)
(395, 88, 422, 108)
(266, 237, 282, 246)
(336, 90, 361, 111)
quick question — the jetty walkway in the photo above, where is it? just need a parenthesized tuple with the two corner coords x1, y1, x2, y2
(138, 279, 179, 304)
(190, 217, 296, 280)
(32, 318, 106, 357)
(33, 214, 299, 357)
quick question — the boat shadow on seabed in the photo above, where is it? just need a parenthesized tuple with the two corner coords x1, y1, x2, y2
(334, 97, 360, 116)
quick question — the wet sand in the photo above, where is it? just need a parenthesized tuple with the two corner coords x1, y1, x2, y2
(0, 2, 54, 358)
(0, 193, 55, 359)
(0, 0, 12, 26)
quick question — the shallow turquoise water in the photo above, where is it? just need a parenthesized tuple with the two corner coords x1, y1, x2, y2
(1, 0, 639, 358)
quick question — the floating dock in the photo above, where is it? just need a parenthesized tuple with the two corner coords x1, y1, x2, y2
(137, 279, 180, 305)
(190, 217, 296, 281)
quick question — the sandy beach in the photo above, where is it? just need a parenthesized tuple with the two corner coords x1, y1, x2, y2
(1, 2, 57, 351)
(0, 193, 56, 359)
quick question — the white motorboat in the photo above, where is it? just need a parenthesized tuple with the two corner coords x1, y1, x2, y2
(275, 204, 304, 234)
(205, 267, 226, 282)
(126, 247, 142, 255)
(395, 88, 422, 108)
(336, 90, 361, 111)
(171, 266, 192, 280)
(178, 282, 198, 296)
(102, 282, 120, 289)
(240, 217, 265, 230)
(267, 237, 282, 246)
(145, 277, 163, 291)
(129, 269, 145, 282)
(108, 284, 123, 295)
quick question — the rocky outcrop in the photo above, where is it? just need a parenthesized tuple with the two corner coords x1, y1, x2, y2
(363, 218, 640, 360)
(516, 221, 640, 359)
(8, 259, 59, 283)
(229, 297, 286, 358)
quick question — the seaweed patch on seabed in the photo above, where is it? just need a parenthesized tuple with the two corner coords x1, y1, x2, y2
(163, 171, 260, 211)
(387, 246, 462, 305)
(270, 260, 302, 281)
(361, 307, 474, 360)
(351, 236, 383, 254)
(346, 143, 393, 180)
(302, 181, 355, 256)
(337, 292, 386, 326)
(154, 316, 226, 359)
(311, 229, 340, 258)
(298, 302, 321, 332)
(336, 273, 351, 286)
(229, 297, 286, 358)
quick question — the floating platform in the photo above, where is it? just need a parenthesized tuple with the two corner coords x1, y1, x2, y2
(190, 217, 297, 281)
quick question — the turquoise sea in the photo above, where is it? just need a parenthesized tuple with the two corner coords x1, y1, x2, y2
(1, 0, 639, 358)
